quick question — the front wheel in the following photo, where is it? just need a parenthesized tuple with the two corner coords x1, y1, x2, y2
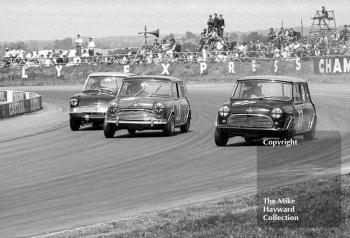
(304, 116, 317, 140)
(214, 128, 229, 146)
(180, 112, 191, 133)
(103, 121, 116, 138)
(164, 115, 175, 136)
(70, 118, 81, 131)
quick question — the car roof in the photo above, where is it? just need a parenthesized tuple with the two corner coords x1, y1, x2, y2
(126, 75, 183, 82)
(88, 72, 136, 77)
(239, 75, 306, 83)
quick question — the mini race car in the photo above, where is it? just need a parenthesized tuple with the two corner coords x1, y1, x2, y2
(69, 72, 135, 130)
(214, 76, 317, 146)
(103, 75, 191, 138)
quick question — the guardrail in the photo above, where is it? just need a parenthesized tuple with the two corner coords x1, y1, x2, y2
(0, 90, 42, 119)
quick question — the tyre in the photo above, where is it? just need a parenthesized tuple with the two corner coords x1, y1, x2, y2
(304, 116, 317, 140)
(70, 118, 81, 131)
(180, 112, 191, 133)
(164, 114, 175, 136)
(103, 121, 116, 138)
(214, 128, 229, 146)
(282, 119, 295, 140)
(128, 129, 136, 135)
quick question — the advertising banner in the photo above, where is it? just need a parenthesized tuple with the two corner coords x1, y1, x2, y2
(314, 56, 350, 74)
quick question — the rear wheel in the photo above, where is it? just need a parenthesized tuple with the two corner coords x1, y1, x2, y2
(214, 128, 229, 146)
(164, 115, 175, 136)
(180, 112, 191, 133)
(304, 116, 317, 140)
(103, 121, 116, 138)
(70, 118, 81, 131)
(128, 129, 136, 135)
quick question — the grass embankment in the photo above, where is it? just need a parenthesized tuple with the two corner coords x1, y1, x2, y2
(40, 174, 350, 238)
(1, 60, 349, 87)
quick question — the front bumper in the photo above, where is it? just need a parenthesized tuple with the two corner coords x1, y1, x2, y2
(70, 112, 105, 122)
(105, 116, 167, 130)
(216, 125, 288, 138)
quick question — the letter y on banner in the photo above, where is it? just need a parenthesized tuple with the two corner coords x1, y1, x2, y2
(55, 65, 63, 77)
(161, 63, 170, 75)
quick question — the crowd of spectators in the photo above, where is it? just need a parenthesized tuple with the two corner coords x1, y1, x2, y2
(1, 19, 350, 67)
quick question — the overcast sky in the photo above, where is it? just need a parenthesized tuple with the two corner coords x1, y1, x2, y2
(0, 0, 349, 42)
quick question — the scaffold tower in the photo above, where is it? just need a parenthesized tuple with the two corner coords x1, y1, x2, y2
(310, 9, 337, 35)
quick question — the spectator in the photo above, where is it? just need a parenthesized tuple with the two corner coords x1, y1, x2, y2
(213, 13, 219, 33)
(340, 25, 349, 42)
(207, 14, 214, 33)
(73, 52, 81, 64)
(88, 37, 95, 57)
(75, 34, 83, 56)
(268, 28, 276, 41)
(318, 6, 329, 25)
(218, 14, 225, 37)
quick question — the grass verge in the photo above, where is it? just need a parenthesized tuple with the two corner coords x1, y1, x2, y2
(36, 174, 350, 238)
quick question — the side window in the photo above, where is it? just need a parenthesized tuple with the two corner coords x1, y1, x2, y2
(303, 84, 310, 101)
(293, 84, 302, 102)
(178, 82, 186, 98)
(299, 84, 307, 102)
(172, 83, 179, 99)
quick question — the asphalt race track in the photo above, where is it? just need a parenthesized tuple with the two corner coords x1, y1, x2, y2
(0, 83, 349, 237)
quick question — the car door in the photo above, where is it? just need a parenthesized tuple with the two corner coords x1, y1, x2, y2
(172, 82, 182, 125)
(300, 83, 315, 131)
(292, 84, 304, 133)
(177, 82, 190, 124)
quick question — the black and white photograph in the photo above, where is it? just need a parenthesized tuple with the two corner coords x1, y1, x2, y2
(0, 0, 349, 237)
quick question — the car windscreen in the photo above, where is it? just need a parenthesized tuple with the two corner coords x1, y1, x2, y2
(233, 80, 292, 101)
(119, 79, 171, 98)
(84, 76, 121, 92)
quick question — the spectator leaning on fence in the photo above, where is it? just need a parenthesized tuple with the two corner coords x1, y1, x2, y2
(75, 34, 83, 56)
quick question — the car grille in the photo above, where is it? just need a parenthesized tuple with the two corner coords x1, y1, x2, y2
(118, 110, 154, 121)
(73, 105, 107, 113)
(227, 114, 273, 128)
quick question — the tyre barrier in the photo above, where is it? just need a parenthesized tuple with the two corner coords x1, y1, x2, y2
(0, 90, 42, 119)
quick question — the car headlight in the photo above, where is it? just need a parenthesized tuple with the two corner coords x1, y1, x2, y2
(70, 97, 79, 107)
(153, 102, 164, 114)
(108, 102, 118, 113)
(218, 105, 230, 117)
(271, 107, 283, 119)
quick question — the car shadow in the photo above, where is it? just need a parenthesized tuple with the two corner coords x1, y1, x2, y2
(113, 130, 193, 138)
(79, 125, 103, 131)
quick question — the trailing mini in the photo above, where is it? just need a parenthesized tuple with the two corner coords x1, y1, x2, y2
(214, 76, 317, 146)
(104, 75, 191, 138)
(69, 72, 135, 131)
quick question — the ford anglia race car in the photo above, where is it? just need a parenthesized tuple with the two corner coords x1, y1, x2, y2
(214, 76, 317, 146)
(103, 75, 191, 138)
(69, 72, 135, 131)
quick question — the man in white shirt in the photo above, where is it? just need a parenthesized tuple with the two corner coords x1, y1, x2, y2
(88, 37, 95, 56)
(75, 34, 83, 56)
